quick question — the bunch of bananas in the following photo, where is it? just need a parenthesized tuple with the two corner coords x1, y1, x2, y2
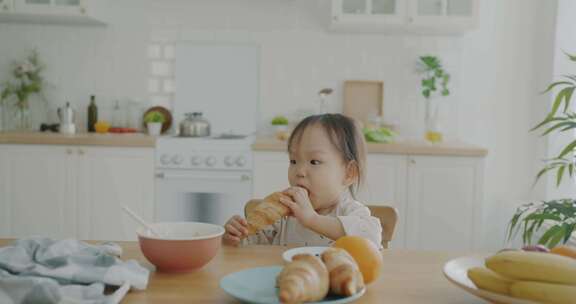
(468, 248, 576, 304)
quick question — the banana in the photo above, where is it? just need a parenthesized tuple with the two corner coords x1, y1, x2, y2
(467, 267, 514, 295)
(486, 251, 576, 285)
(510, 281, 576, 304)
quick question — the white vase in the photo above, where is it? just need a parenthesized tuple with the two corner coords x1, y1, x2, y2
(424, 98, 442, 143)
(147, 122, 162, 136)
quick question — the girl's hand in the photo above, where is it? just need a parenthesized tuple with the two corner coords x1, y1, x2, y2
(280, 186, 318, 228)
(223, 215, 249, 246)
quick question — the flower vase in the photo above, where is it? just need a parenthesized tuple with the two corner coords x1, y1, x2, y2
(13, 102, 32, 131)
(424, 98, 442, 143)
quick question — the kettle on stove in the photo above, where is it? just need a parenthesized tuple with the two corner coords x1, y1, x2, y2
(57, 102, 76, 134)
(179, 112, 210, 137)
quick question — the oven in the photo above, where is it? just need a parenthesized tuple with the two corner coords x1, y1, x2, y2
(154, 137, 253, 225)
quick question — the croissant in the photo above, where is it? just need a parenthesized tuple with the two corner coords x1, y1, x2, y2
(277, 254, 329, 303)
(245, 192, 290, 235)
(321, 247, 365, 296)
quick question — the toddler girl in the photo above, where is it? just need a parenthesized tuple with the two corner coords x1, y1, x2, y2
(223, 114, 382, 248)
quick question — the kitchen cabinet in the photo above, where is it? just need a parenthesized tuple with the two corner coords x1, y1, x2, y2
(330, 0, 478, 34)
(0, 145, 75, 239)
(252, 151, 484, 251)
(0, 0, 106, 26)
(0, 144, 154, 241)
(405, 155, 483, 251)
(252, 151, 290, 199)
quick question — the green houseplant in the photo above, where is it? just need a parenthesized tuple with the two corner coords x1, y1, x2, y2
(144, 111, 165, 136)
(416, 55, 451, 143)
(507, 52, 576, 248)
(271, 115, 289, 141)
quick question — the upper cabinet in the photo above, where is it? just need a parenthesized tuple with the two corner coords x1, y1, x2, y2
(330, 0, 478, 34)
(0, 0, 106, 26)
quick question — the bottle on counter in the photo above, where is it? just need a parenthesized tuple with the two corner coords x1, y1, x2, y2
(111, 99, 123, 127)
(87, 95, 98, 132)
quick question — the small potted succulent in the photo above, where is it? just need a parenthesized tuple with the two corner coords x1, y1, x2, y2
(144, 111, 165, 136)
(271, 115, 289, 141)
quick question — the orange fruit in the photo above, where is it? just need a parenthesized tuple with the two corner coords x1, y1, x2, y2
(333, 236, 383, 284)
(550, 245, 576, 259)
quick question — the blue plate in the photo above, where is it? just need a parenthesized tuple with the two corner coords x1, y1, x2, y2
(220, 266, 365, 304)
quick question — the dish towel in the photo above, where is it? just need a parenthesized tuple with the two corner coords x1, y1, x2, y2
(0, 238, 149, 304)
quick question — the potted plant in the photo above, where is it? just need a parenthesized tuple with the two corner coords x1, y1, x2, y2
(507, 52, 576, 248)
(271, 115, 289, 141)
(144, 111, 165, 136)
(416, 55, 450, 143)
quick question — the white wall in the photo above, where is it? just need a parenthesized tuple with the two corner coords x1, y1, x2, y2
(0, 0, 560, 249)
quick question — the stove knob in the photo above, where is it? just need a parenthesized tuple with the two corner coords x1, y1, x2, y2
(172, 155, 183, 165)
(206, 156, 217, 167)
(191, 156, 203, 166)
(160, 154, 171, 165)
(235, 156, 247, 167)
(224, 156, 234, 167)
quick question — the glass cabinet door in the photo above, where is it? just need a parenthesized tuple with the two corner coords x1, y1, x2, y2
(414, 0, 474, 17)
(333, 0, 405, 25)
(13, 0, 84, 15)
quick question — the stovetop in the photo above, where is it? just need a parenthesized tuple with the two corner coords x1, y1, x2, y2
(155, 135, 254, 171)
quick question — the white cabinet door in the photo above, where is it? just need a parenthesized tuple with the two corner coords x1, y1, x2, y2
(77, 146, 154, 241)
(406, 155, 483, 251)
(0, 145, 76, 239)
(13, 0, 86, 15)
(332, 0, 406, 26)
(253, 151, 290, 199)
(357, 154, 407, 248)
(408, 0, 477, 29)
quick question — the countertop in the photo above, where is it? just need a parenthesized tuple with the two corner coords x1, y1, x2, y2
(253, 137, 488, 157)
(0, 131, 156, 147)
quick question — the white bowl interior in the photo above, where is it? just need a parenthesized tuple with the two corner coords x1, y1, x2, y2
(137, 222, 224, 240)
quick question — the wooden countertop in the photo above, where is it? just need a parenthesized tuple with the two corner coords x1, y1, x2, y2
(0, 131, 156, 147)
(253, 137, 488, 157)
(0, 239, 482, 303)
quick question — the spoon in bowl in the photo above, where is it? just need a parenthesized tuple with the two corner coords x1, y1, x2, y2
(122, 205, 165, 238)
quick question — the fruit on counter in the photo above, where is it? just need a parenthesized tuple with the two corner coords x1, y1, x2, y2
(550, 245, 576, 259)
(521, 244, 550, 252)
(510, 281, 576, 304)
(94, 121, 110, 134)
(109, 127, 138, 133)
(486, 250, 576, 285)
(333, 236, 383, 284)
(467, 267, 514, 295)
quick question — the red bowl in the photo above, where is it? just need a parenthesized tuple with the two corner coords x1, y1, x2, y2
(137, 222, 225, 273)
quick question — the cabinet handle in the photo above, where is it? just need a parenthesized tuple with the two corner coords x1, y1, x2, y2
(80, 6, 86, 14)
(66, 148, 73, 155)
(410, 158, 416, 164)
(78, 149, 85, 155)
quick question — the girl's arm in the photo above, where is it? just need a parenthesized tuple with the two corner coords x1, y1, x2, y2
(304, 214, 345, 241)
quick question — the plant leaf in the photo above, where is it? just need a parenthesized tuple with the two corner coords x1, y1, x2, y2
(541, 81, 572, 94)
(557, 166, 566, 187)
(538, 225, 561, 246)
(558, 139, 576, 159)
(548, 225, 567, 248)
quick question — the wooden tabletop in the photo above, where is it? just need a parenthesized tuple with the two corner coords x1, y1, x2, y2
(0, 240, 484, 303)
(0, 131, 156, 147)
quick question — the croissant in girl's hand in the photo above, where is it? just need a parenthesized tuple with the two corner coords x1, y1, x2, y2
(245, 192, 291, 235)
(277, 254, 329, 303)
(321, 247, 365, 296)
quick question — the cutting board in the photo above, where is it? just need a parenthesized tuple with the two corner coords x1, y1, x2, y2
(343, 80, 383, 126)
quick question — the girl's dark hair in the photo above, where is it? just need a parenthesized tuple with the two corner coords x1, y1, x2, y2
(287, 113, 366, 198)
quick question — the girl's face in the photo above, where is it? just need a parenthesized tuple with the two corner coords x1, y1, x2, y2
(288, 124, 356, 210)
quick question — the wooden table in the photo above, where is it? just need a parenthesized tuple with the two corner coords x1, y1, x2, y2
(0, 240, 484, 303)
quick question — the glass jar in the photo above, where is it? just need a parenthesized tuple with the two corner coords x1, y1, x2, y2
(424, 98, 442, 143)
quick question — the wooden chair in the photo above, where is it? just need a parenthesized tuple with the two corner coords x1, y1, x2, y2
(367, 205, 399, 249)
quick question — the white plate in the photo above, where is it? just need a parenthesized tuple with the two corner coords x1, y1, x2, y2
(220, 266, 365, 304)
(282, 246, 329, 263)
(443, 256, 538, 304)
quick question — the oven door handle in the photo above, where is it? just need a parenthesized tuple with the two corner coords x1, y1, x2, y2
(156, 172, 251, 181)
